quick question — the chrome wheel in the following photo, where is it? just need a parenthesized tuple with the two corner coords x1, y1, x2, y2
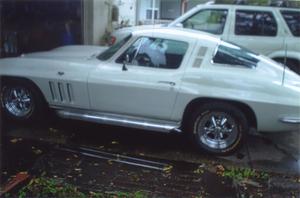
(2, 86, 34, 117)
(196, 111, 238, 150)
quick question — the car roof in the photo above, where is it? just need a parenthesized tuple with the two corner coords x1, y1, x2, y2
(195, 3, 300, 11)
(131, 27, 221, 43)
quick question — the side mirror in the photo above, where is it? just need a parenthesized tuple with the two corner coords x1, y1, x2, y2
(122, 54, 130, 71)
(174, 23, 183, 28)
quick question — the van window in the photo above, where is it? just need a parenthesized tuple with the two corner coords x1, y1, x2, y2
(182, 9, 228, 35)
(281, 10, 300, 37)
(235, 10, 277, 36)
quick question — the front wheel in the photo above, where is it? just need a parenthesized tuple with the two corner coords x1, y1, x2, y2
(188, 102, 248, 155)
(1, 80, 45, 121)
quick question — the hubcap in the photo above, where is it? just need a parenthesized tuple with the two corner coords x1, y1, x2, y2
(197, 112, 238, 149)
(2, 86, 33, 117)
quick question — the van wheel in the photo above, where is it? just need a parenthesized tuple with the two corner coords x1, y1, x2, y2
(188, 102, 248, 155)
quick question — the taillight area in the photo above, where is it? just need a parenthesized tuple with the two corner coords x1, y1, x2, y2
(109, 36, 116, 46)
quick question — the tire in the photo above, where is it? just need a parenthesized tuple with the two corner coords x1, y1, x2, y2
(274, 58, 300, 75)
(187, 102, 248, 155)
(286, 59, 300, 75)
(1, 79, 46, 122)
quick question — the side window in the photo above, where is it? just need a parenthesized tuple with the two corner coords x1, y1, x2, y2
(235, 10, 277, 36)
(182, 9, 228, 35)
(280, 10, 300, 37)
(212, 41, 259, 68)
(117, 37, 188, 69)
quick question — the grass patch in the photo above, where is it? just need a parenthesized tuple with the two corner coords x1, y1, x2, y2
(16, 176, 148, 198)
(222, 167, 269, 181)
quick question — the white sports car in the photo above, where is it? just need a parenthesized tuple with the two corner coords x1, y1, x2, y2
(1, 28, 299, 154)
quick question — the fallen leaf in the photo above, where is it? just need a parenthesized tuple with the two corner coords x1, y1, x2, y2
(74, 168, 82, 172)
(10, 139, 18, 143)
(107, 160, 113, 165)
(111, 141, 118, 145)
(33, 149, 42, 155)
(49, 128, 58, 133)
(216, 165, 225, 175)
(163, 165, 173, 172)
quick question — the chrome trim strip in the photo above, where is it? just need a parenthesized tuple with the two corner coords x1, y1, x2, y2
(280, 117, 300, 124)
(55, 108, 182, 133)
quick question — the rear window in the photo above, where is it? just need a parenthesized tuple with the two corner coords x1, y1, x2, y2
(280, 10, 300, 37)
(212, 41, 259, 68)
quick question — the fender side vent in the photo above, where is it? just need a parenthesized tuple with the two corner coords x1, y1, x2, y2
(49, 81, 58, 101)
(66, 83, 74, 102)
(58, 82, 66, 102)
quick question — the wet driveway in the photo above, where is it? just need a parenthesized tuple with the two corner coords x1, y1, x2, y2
(1, 115, 300, 197)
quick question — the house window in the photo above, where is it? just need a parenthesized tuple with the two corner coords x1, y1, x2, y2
(146, 9, 159, 19)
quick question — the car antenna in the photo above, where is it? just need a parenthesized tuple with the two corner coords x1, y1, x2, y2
(282, 43, 287, 85)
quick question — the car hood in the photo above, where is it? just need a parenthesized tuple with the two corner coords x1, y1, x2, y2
(22, 45, 108, 61)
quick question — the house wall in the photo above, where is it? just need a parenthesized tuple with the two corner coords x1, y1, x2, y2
(83, 0, 112, 45)
(113, 0, 137, 26)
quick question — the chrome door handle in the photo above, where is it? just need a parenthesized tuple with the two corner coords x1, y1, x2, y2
(157, 81, 176, 86)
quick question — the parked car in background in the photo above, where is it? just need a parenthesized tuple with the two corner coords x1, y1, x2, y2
(111, 4, 300, 74)
(1, 28, 299, 155)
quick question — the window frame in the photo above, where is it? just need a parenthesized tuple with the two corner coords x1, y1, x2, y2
(115, 36, 189, 70)
(234, 9, 278, 37)
(181, 8, 229, 35)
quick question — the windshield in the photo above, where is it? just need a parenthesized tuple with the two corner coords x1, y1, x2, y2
(97, 34, 132, 61)
(212, 41, 259, 68)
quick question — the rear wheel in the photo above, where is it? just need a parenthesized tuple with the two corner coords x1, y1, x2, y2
(188, 102, 248, 155)
(1, 79, 45, 121)
(274, 58, 300, 75)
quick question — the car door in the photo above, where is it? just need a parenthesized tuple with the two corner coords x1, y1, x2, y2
(227, 8, 285, 55)
(88, 36, 193, 120)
